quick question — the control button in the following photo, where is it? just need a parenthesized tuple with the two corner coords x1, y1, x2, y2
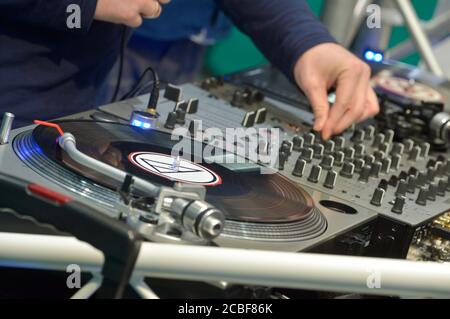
(334, 151, 345, 167)
(359, 165, 371, 183)
(427, 167, 436, 183)
(391, 154, 402, 171)
(372, 133, 385, 148)
(313, 144, 325, 159)
(175, 108, 186, 125)
(324, 140, 335, 155)
(334, 136, 345, 150)
(164, 111, 177, 130)
(398, 171, 408, 181)
(351, 129, 365, 144)
(301, 148, 314, 163)
(378, 179, 389, 191)
(396, 180, 408, 197)
(373, 150, 385, 162)
(186, 99, 199, 114)
(379, 142, 390, 155)
(370, 161, 382, 178)
(354, 144, 365, 158)
(389, 175, 399, 187)
(407, 175, 416, 194)
(416, 172, 427, 188)
(370, 188, 385, 207)
(340, 162, 355, 178)
(408, 146, 421, 161)
(354, 158, 365, 173)
(255, 108, 267, 124)
(304, 133, 315, 147)
(427, 183, 437, 201)
(278, 152, 288, 171)
(292, 136, 304, 151)
(364, 125, 375, 141)
(344, 147, 355, 161)
(404, 139, 414, 153)
(323, 170, 338, 189)
(392, 196, 406, 215)
(308, 165, 322, 183)
(280, 141, 293, 155)
(164, 84, 182, 102)
(391, 143, 404, 156)
(385, 129, 395, 145)
(437, 179, 447, 196)
(420, 142, 430, 158)
(242, 111, 256, 128)
(408, 167, 419, 177)
(320, 155, 335, 171)
(292, 159, 307, 177)
(364, 154, 375, 167)
(381, 158, 392, 174)
(435, 162, 445, 177)
(416, 187, 428, 206)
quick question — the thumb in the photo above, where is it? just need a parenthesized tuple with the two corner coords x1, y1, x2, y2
(303, 85, 330, 132)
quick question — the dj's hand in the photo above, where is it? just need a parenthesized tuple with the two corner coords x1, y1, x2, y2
(94, 0, 171, 28)
(294, 43, 380, 140)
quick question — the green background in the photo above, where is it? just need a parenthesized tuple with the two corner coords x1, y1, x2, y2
(205, 0, 438, 75)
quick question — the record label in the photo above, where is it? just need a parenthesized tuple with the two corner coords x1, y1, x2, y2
(129, 152, 222, 186)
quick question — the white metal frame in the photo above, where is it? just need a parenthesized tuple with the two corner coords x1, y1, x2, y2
(1, 232, 449, 299)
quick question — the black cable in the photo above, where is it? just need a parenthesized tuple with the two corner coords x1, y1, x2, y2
(111, 26, 127, 103)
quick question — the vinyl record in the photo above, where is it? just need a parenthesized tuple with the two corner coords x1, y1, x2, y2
(31, 120, 317, 224)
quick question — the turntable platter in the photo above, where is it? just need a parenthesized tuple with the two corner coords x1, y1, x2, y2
(14, 120, 327, 241)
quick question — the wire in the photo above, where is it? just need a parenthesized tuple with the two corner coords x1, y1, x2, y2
(111, 26, 127, 103)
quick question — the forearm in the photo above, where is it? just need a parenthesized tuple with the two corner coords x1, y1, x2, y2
(215, 0, 335, 81)
(0, 0, 98, 33)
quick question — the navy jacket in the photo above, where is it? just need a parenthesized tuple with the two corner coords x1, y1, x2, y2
(0, 0, 334, 127)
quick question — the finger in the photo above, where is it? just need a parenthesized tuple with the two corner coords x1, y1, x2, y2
(126, 14, 143, 28)
(359, 87, 380, 122)
(303, 84, 330, 132)
(141, 1, 162, 18)
(158, 0, 171, 4)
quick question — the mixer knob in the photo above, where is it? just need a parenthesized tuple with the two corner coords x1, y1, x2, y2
(372, 133, 385, 148)
(381, 157, 392, 174)
(404, 139, 414, 153)
(427, 167, 436, 183)
(334, 151, 345, 167)
(340, 162, 355, 178)
(301, 148, 314, 163)
(281, 141, 293, 155)
(313, 144, 325, 159)
(447, 176, 450, 191)
(446, 162, 450, 176)
(292, 136, 304, 151)
(308, 165, 322, 183)
(391, 154, 402, 171)
(378, 179, 389, 191)
(416, 172, 427, 188)
(420, 142, 430, 158)
(374, 150, 385, 162)
(324, 140, 335, 155)
(175, 108, 187, 125)
(351, 129, 365, 144)
(370, 188, 385, 207)
(292, 158, 307, 177)
(408, 146, 421, 161)
(364, 154, 375, 167)
(391, 196, 406, 215)
(278, 152, 288, 171)
(408, 167, 419, 177)
(370, 161, 382, 178)
(364, 125, 375, 141)
(437, 179, 447, 196)
(427, 183, 437, 201)
(385, 129, 395, 145)
(396, 180, 408, 197)
(359, 165, 371, 183)
(323, 170, 338, 189)
(389, 175, 399, 187)
(435, 162, 445, 177)
(407, 175, 416, 194)
(344, 147, 355, 161)
(354, 158, 365, 173)
(334, 136, 345, 150)
(399, 171, 408, 181)
(391, 143, 404, 156)
(379, 142, 390, 155)
(320, 154, 335, 171)
(164, 111, 177, 130)
(416, 187, 428, 206)
(354, 144, 365, 158)
(231, 90, 244, 106)
(304, 133, 315, 147)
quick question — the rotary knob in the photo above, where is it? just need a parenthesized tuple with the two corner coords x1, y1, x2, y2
(372, 133, 385, 148)
(359, 165, 371, 183)
(396, 180, 408, 197)
(407, 175, 416, 194)
(381, 157, 392, 174)
(323, 170, 338, 189)
(292, 136, 304, 151)
(408, 146, 421, 161)
(301, 148, 314, 163)
(437, 179, 447, 196)
(427, 182, 437, 201)
(385, 129, 395, 145)
(334, 151, 345, 167)
(304, 133, 315, 147)
(391, 154, 402, 171)
(392, 196, 406, 214)
(416, 187, 428, 206)
(364, 154, 375, 167)
(164, 111, 177, 129)
(334, 136, 345, 150)
(308, 165, 322, 183)
(391, 143, 404, 156)
(313, 144, 325, 159)
(292, 158, 307, 177)
(354, 158, 365, 173)
(351, 129, 365, 144)
(340, 162, 355, 178)
(324, 140, 335, 155)
(404, 139, 414, 153)
(370, 161, 382, 178)
(420, 142, 430, 158)
(370, 188, 385, 207)
(364, 125, 375, 141)
(320, 154, 335, 171)
(354, 144, 365, 158)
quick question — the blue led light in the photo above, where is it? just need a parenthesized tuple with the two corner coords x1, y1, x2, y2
(143, 122, 151, 129)
(364, 49, 384, 63)
(132, 120, 143, 128)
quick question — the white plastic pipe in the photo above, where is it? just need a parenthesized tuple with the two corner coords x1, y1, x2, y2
(1, 233, 450, 298)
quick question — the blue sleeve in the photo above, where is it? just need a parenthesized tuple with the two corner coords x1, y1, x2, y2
(215, 0, 336, 82)
(0, 0, 98, 34)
